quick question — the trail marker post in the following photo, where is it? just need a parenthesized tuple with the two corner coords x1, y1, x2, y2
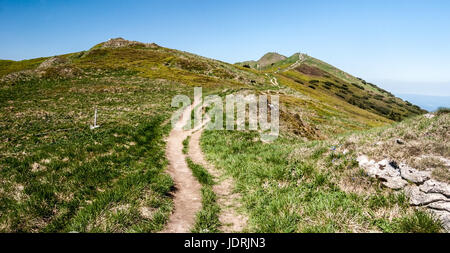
(90, 107, 100, 130)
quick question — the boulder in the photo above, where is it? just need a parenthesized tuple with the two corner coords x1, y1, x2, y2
(399, 163, 431, 184)
(419, 180, 450, 197)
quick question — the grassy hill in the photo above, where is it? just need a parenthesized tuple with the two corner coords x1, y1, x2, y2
(236, 52, 287, 69)
(239, 52, 426, 121)
(201, 109, 448, 232)
(0, 38, 436, 232)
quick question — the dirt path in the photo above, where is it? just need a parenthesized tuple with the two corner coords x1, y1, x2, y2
(162, 100, 202, 233)
(162, 99, 247, 233)
(188, 129, 248, 232)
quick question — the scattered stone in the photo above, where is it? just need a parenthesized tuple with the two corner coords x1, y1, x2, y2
(31, 162, 46, 172)
(424, 113, 435, 119)
(396, 139, 404, 145)
(404, 185, 447, 206)
(0, 70, 35, 83)
(419, 180, 450, 197)
(399, 163, 430, 184)
(375, 141, 383, 146)
(139, 206, 155, 219)
(41, 158, 51, 164)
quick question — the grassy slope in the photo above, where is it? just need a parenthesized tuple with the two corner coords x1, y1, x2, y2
(257, 53, 426, 121)
(0, 40, 432, 232)
(343, 112, 449, 183)
(0, 44, 245, 232)
(0, 75, 181, 232)
(235, 52, 287, 69)
(201, 113, 446, 232)
(0, 58, 48, 77)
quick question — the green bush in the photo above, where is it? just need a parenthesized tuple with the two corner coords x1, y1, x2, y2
(397, 211, 442, 233)
(436, 107, 450, 115)
(351, 83, 365, 90)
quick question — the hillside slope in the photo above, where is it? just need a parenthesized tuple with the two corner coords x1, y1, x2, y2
(238, 52, 426, 121)
(236, 52, 287, 69)
(0, 38, 430, 232)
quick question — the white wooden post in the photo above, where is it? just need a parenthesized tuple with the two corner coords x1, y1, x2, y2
(90, 107, 100, 129)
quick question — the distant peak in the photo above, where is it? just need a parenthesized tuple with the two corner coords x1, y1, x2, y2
(256, 52, 287, 68)
(259, 52, 287, 60)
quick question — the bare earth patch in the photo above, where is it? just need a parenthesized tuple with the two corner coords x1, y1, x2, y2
(189, 129, 248, 232)
(161, 101, 202, 233)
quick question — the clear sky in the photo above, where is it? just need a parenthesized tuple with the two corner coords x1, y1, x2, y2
(1, 0, 449, 96)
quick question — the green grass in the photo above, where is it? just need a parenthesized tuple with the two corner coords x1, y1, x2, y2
(201, 127, 442, 233)
(374, 210, 443, 233)
(0, 72, 190, 232)
(0, 57, 48, 78)
(436, 107, 450, 115)
(396, 211, 442, 233)
(182, 136, 190, 154)
(186, 158, 220, 233)
(0, 39, 437, 233)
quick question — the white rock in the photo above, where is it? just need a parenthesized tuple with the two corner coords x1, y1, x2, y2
(429, 209, 450, 232)
(357, 155, 370, 165)
(376, 160, 408, 189)
(381, 177, 409, 190)
(427, 201, 450, 212)
(424, 113, 435, 119)
(405, 185, 448, 206)
(419, 180, 450, 198)
(377, 159, 401, 178)
(399, 163, 431, 184)
(357, 156, 408, 189)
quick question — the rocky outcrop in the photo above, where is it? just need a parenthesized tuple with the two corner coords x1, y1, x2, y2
(404, 185, 447, 206)
(428, 201, 450, 212)
(357, 155, 450, 232)
(0, 69, 35, 83)
(420, 180, 450, 197)
(399, 163, 431, 184)
(356, 156, 408, 189)
(1, 56, 80, 84)
(100, 38, 159, 49)
(429, 210, 450, 231)
(37, 57, 67, 70)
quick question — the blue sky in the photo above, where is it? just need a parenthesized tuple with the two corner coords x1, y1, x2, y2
(1, 0, 450, 97)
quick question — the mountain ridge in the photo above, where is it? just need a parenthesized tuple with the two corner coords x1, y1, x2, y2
(0, 38, 425, 127)
(0, 38, 446, 233)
